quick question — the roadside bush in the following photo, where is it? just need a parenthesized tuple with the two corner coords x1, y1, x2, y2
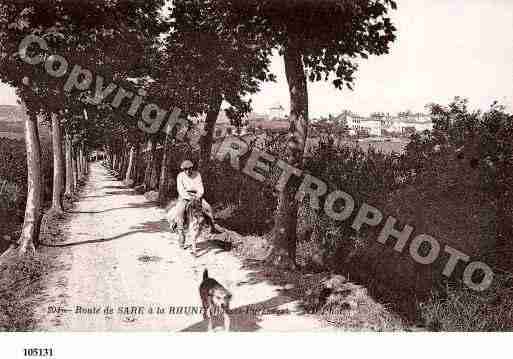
(297, 143, 406, 268)
(331, 99, 513, 327)
(0, 252, 46, 331)
(0, 137, 53, 205)
(294, 100, 513, 328)
(0, 181, 20, 211)
(0, 137, 53, 252)
(419, 273, 513, 331)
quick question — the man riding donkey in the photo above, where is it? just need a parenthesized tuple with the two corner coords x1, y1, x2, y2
(167, 160, 222, 248)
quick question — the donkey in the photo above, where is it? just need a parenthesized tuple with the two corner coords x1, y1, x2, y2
(184, 198, 207, 254)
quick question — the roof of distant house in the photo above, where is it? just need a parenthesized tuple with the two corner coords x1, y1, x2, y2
(270, 102, 284, 110)
(335, 110, 433, 124)
(247, 118, 289, 132)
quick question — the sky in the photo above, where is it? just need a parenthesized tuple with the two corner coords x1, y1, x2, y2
(1, 0, 512, 118)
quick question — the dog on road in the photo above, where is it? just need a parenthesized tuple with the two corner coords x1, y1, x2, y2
(199, 269, 232, 332)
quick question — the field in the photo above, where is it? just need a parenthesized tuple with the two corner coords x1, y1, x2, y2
(349, 138, 408, 153)
(0, 132, 23, 140)
(302, 136, 409, 157)
(0, 117, 51, 140)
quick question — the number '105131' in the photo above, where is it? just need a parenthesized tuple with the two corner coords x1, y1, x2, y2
(24, 348, 53, 357)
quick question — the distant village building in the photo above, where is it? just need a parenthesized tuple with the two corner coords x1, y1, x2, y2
(268, 102, 286, 119)
(211, 103, 289, 140)
(393, 113, 433, 133)
(247, 118, 289, 134)
(336, 110, 434, 136)
(194, 104, 434, 142)
(335, 110, 381, 136)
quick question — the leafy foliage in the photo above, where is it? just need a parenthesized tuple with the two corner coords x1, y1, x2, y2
(0, 0, 165, 148)
(215, 0, 397, 90)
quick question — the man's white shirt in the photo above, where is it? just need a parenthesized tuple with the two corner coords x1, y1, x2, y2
(177, 171, 204, 200)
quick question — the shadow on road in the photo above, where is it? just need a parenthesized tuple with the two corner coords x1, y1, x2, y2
(39, 230, 148, 248)
(180, 295, 297, 332)
(130, 220, 233, 257)
(180, 258, 328, 332)
(69, 201, 156, 214)
(104, 190, 138, 196)
(101, 185, 127, 190)
(80, 194, 118, 199)
(130, 219, 170, 234)
(194, 239, 232, 257)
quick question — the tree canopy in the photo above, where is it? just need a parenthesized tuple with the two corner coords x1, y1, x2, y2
(216, 0, 397, 89)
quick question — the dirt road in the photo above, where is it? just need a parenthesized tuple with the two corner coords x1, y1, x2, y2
(33, 163, 332, 332)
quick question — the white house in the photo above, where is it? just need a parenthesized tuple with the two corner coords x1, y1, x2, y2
(390, 113, 434, 134)
(337, 110, 434, 137)
(269, 102, 286, 119)
(337, 110, 381, 136)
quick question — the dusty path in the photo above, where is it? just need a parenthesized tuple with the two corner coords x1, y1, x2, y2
(33, 163, 333, 332)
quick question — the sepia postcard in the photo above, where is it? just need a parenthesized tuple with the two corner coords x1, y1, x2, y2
(0, 0, 512, 357)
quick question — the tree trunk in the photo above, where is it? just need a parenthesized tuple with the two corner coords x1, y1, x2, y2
(200, 91, 223, 171)
(83, 147, 88, 175)
(116, 145, 123, 175)
(158, 131, 172, 205)
(17, 114, 42, 255)
(118, 145, 125, 179)
(80, 145, 86, 178)
(72, 147, 78, 190)
(107, 145, 113, 168)
(266, 39, 309, 269)
(121, 144, 130, 179)
(133, 144, 143, 185)
(150, 144, 160, 190)
(112, 151, 118, 171)
(117, 146, 124, 175)
(125, 144, 136, 184)
(64, 132, 74, 198)
(144, 137, 157, 190)
(77, 143, 83, 180)
(50, 113, 64, 214)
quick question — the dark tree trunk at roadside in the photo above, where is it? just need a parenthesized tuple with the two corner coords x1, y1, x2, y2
(266, 39, 309, 269)
(83, 148, 88, 175)
(107, 145, 113, 168)
(64, 132, 74, 198)
(144, 137, 158, 191)
(118, 145, 126, 179)
(200, 91, 223, 171)
(51, 113, 64, 214)
(116, 144, 124, 176)
(149, 145, 160, 190)
(121, 143, 130, 179)
(118, 145, 125, 175)
(158, 132, 173, 205)
(133, 144, 143, 185)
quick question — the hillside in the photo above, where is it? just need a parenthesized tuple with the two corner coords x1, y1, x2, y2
(0, 105, 21, 122)
(0, 105, 51, 140)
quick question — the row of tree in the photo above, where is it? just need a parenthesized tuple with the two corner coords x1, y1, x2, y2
(0, 0, 398, 268)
